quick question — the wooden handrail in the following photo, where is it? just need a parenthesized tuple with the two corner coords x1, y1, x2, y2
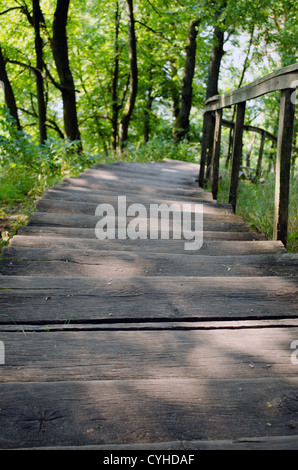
(200, 64, 298, 247)
(204, 63, 298, 112)
(222, 119, 277, 142)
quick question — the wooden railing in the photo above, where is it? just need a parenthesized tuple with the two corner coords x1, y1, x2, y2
(199, 63, 298, 246)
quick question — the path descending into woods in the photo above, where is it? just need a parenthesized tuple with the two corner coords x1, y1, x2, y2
(0, 158, 298, 450)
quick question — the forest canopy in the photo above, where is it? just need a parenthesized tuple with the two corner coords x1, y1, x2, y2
(0, 0, 297, 154)
(0, 0, 297, 251)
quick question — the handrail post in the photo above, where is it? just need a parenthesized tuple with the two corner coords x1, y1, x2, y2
(273, 87, 295, 246)
(255, 130, 266, 179)
(228, 101, 246, 212)
(198, 111, 214, 187)
(211, 108, 222, 200)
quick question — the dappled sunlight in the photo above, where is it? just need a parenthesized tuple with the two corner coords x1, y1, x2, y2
(1, 155, 297, 447)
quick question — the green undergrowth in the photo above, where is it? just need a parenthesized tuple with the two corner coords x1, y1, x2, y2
(1, 122, 297, 254)
(0, 130, 200, 251)
(216, 170, 298, 253)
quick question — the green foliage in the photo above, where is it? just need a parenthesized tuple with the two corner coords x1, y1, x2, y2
(0, 0, 296, 252)
(125, 136, 201, 163)
(0, 107, 99, 204)
(216, 171, 298, 252)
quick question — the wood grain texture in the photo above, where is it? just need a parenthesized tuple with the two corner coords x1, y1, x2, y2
(204, 63, 298, 111)
(0, 275, 297, 323)
(1, 328, 298, 382)
(0, 158, 297, 450)
(0, 377, 298, 448)
(1, 248, 296, 277)
(9, 235, 286, 255)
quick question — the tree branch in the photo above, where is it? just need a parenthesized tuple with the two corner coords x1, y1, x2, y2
(0, 6, 23, 16)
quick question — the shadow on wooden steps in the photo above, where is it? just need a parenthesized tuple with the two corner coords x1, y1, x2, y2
(0, 158, 297, 450)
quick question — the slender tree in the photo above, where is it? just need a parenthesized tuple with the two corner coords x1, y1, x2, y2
(52, 0, 81, 146)
(0, 45, 22, 131)
(32, 0, 47, 144)
(111, 0, 120, 151)
(198, 2, 226, 186)
(173, 19, 200, 141)
(118, 0, 138, 151)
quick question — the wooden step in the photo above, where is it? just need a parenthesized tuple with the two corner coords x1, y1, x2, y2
(42, 187, 217, 205)
(1, 248, 296, 278)
(1, 158, 297, 450)
(27, 211, 246, 232)
(8, 234, 286, 255)
(45, 184, 215, 203)
(1, 327, 298, 381)
(0, 276, 297, 324)
(1, 377, 298, 448)
(36, 198, 235, 218)
(17, 225, 267, 241)
(56, 179, 204, 199)
(80, 166, 197, 185)
(12, 436, 298, 450)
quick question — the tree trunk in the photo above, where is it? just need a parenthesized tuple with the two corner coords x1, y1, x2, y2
(111, 0, 120, 151)
(118, 0, 138, 151)
(173, 19, 199, 141)
(52, 0, 81, 146)
(0, 46, 22, 131)
(33, 0, 47, 144)
(226, 26, 255, 168)
(198, 5, 226, 186)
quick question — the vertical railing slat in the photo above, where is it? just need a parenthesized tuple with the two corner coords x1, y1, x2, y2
(198, 112, 214, 187)
(273, 88, 295, 246)
(228, 101, 246, 212)
(211, 108, 222, 200)
(255, 130, 265, 179)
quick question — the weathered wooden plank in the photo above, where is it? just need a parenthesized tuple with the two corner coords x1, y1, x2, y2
(74, 171, 195, 189)
(229, 101, 246, 212)
(81, 165, 197, 184)
(222, 118, 278, 142)
(36, 198, 234, 218)
(1, 248, 296, 278)
(95, 158, 200, 174)
(273, 88, 295, 246)
(62, 173, 197, 192)
(16, 225, 267, 240)
(14, 435, 298, 450)
(204, 63, 298, 111)
(27, 212, 246, 232)
(1, 328, 298, 382)
(0, 276, 297, 323)
(42, 187, 216, 205)
(56, 179, 200, 198)
(46, 180, 215, 202)
(2, 318, 298, 332)
(211, 108, 222, 200)
(0, 377, 298, 448)
(9, 235, 286, 255)
(256, 130, 266, 178)
(93, 157, 200, 172)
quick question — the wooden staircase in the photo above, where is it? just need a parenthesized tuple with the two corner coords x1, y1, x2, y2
(0, 158, 297, 450)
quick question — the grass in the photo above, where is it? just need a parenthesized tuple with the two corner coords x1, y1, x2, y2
(0, 146, 100, 251)
(1, 131, 297, 254)
(0, 134, 201, 251)
(215, 170, 298, 253)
